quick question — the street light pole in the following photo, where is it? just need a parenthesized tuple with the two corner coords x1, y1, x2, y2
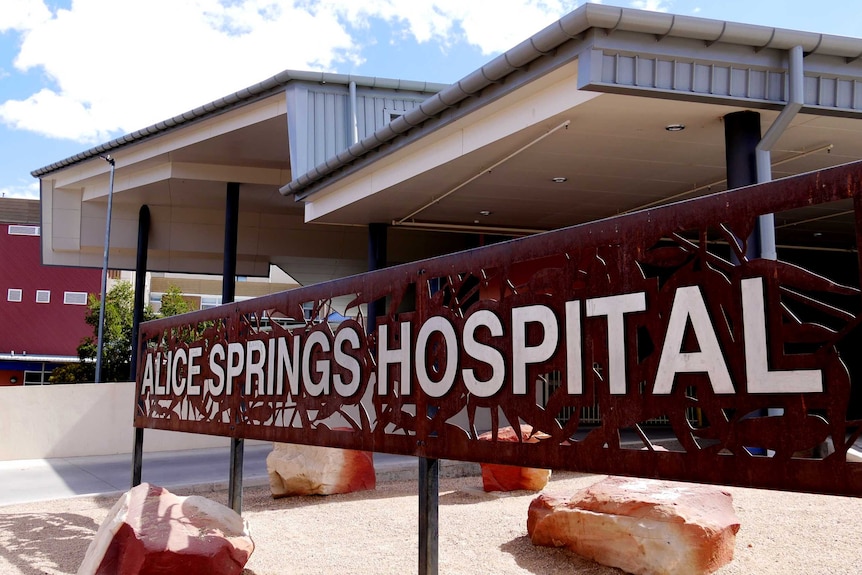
(95, 155, 115, 383)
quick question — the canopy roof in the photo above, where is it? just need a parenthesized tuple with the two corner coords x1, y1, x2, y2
(34, 4, 862, 284)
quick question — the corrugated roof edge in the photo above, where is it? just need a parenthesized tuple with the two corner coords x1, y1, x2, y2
(30, 70, 447, 178)
(282, 2, 862, 199)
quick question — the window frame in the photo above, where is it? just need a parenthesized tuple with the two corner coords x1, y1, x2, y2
(63, 291, 89, 305)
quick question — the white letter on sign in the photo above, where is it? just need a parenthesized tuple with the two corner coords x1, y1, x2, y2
(378, 322, 411, 395)
(742, 277, 823, 393)
(654, 285, 734, 394)
(512, 305, 559, 395)
(586, 292, 646, 395)
(462, 310, 505, 397)
(416, 316, 458, 398)
(565, 300, 583, 395)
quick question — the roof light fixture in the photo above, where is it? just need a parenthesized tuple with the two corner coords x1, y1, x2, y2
(665, 123, 686, 132)
(552, 177, 567, 183)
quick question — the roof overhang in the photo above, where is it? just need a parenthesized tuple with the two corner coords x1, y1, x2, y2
(283, 4, 862, 252)
(32, 4, 862, 285)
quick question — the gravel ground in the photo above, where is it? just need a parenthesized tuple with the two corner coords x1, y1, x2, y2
(1, 471, 861, 575)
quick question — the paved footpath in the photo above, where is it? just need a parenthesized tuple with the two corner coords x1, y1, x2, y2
(0, 445, 469, 507)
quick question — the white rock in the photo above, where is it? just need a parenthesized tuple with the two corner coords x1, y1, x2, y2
(528, 476, 740, 575)
(78, 483, 253, 575)
(267, 442, 375, 497)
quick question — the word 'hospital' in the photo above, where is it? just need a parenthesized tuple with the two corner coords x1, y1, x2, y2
(140, 277, 823, 401)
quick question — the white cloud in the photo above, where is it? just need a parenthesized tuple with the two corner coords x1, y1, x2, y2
(334, 0, 582, 55)
(1, 180, 39, 200)
(0, 88, 115, 142)
(1, 0, 362, 143)
(630, 0, 671, 11)
(0, 0, 583, 144)
(0, 0, 52, 32)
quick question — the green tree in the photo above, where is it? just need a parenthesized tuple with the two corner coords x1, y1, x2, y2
(159, 285, 193, 317)
(50, 281, 157, 383)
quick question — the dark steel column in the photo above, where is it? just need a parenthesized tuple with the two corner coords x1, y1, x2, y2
(130, 205, 150, 488)
(724, 111, 762, 259)
(368, 223, 442, 572)
(224, 182, 244, 514)
(418, 456, 439, 575)
(724, 111, 769, 448)
(367, 222, 388, 333)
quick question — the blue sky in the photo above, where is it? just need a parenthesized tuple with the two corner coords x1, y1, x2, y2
(2, 0, 862, 200)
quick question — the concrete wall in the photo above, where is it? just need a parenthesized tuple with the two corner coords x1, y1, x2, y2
(0, 382, 263, 461)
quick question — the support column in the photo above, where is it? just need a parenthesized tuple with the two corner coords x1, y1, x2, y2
(130, 205, 150, 488)
(418, 457, 439, 575)
(224, 182, 243, 514)
(367, 222, 388, 334)
(724, 111, 769, 449)
(724, 111, 762, 260)
(368, 222, 440, 575)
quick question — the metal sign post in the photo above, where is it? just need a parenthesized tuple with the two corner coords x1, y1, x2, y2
(418, 457, 439, 575)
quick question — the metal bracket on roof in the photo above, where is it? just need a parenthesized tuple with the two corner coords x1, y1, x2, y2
(705, 21, 727, 48)
(529, 38, 558, 57)
(654, 15, 676, 43)
(604, 11, 625, 36)
(803, 36, 823, 58)
(754, 28, 776, 53)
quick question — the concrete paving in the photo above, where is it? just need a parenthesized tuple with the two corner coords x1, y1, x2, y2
(0, 445, 478, 507)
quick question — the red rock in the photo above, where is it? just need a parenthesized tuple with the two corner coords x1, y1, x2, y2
(527, 476, 740, 575)
(78, 483, 253, 575)
(267, 441, 375, 497)
(477, 425, 551, 491)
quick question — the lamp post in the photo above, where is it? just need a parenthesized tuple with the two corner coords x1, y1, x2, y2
(95, 155, 115, 383)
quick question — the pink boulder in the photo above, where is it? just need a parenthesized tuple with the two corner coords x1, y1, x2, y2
(267, 442, 375, 497)
(527, 476, 740, 575)
(478, 425, 551, 491)
(78, 483, 253, 575)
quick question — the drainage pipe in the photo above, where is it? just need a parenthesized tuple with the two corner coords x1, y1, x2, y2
(756, 45, 804, 260)
(349, 81, 359, 145)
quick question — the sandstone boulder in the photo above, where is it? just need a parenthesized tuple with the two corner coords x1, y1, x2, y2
(78, 483, 253, 575)
(478, 425, 551, 491)
(527, 476, 740, 575)
(267, 441, 375, 497)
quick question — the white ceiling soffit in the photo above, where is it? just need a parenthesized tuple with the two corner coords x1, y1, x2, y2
(300, 60, 600, 223)
(32, 70, 445, 179)
(286, 4, 862, 240)
(284, 3, 862, 202)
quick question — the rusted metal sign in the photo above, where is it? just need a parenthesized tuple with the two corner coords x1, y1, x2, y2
(136, 161, 862, 496)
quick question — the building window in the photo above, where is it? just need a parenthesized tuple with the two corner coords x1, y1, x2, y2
(35, 290, 50, 303)
(200, 295, 222, 310)
(24, 369, 50, 385)
(64, 291, 89, 305)
(8, 225, 40, 236)
(302, 301, 315, 321)
(7, 288, 22, 302)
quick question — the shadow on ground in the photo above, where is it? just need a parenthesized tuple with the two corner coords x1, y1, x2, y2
(0, 512, 98, 575)
(499, 536, 624, 575)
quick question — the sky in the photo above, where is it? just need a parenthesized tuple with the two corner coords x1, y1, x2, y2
(2, 0, 862, 200)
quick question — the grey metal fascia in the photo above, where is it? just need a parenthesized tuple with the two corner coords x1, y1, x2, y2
(283, 3, 862, 200)
(31, 71, 447, 178)
(0, 354, 81, 363)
